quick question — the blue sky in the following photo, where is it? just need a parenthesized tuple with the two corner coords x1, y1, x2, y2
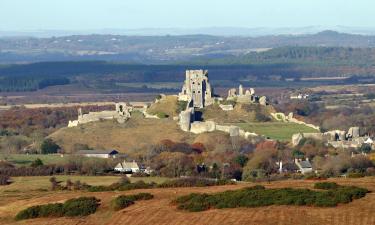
(0, 0, 374, 30)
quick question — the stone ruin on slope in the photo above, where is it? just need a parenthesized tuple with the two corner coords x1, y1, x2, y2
(68, 102, 133, 127)
(177, 70, 260, 140)
(292, 126, 374, 149)
(227, 84, 268, 106)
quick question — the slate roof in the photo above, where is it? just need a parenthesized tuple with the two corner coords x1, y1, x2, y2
(76, 149, 119, 155)
(298, 160, 312, 169)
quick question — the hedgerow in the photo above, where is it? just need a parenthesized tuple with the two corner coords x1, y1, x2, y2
(174, 183, 369, 212)
(157, 177, 234, 188)
(87, 177, 234, 192)
(15, 197, 100, 220)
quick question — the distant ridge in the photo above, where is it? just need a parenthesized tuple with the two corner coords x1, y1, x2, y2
(2, 26, 375, 38)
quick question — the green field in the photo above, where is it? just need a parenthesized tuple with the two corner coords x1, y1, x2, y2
(232, 122, 318, 141)
(0, 154, 69, 166)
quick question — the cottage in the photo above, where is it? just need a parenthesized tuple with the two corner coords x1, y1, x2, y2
(294, 158, 313, 174)
(76, 149, 119, 158)
(114, 160, 140, 173)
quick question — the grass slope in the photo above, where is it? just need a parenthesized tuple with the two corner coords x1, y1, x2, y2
(234, 122, 318, 141)
(50, 112, 194, 154)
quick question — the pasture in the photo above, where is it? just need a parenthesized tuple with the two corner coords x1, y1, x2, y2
(233, 122, 318, 141)
(0, 177, 374, 225)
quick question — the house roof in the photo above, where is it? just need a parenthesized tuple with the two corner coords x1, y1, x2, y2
(116, 161, 139, 169)
(298, 160, 312, 169)
(76, 150, 119, 155)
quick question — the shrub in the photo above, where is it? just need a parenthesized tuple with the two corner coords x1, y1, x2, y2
(41, 138, 60, 154)
(174, 184, 369, 212)
(63, 197, 100, 217)
(30, 158, 44, 167)
(158, 177, 234, 188)
(0, 175, 10, 185)
(15, 197, 100, 220)
(87, 179, 155, 192)
(15, 205, 43, 220)
(347, 172, 365, 178)
(111, 193, 154, 211)
(314, 182, 339, 190)
(111, 196, 134, 211)
(156, 112, 169, 118)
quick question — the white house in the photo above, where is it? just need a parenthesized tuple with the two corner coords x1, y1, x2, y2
(294, 158, 313, 174)
(76, 149, 119, 158)
(114, 160, 140, 173)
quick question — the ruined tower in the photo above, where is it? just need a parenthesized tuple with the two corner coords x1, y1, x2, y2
(178, 70, 213, 108)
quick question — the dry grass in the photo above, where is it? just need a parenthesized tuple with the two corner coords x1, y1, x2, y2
(0, 177, 375, 225)
(50, 113, 195, 154)
(147, 95, 180, 118)
(203, 103, 275, 123)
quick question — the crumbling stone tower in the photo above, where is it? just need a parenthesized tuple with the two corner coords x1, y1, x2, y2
(178, 70, 213, 108)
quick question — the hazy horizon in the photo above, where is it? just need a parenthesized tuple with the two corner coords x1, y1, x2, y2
(1, 0, 374, 31)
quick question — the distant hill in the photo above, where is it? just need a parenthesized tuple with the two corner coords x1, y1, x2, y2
(1, 31, 375, 64)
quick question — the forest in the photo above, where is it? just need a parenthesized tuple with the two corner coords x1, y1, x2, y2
(1, 46, 375, 92)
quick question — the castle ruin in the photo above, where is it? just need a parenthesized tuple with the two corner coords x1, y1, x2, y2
(68, 102, 133, 127)
(227, 84, 267, 106)
(178, 70, 214, 108)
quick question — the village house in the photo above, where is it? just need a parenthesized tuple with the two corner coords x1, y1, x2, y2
(76, 149, 119, 158)
(294, 158, 313, 174)
(114, 160, 140, 173)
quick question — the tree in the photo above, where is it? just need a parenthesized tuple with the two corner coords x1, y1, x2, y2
(30, 158, 44, 167)
(41, 138, 60, 154)
(233, 154, 249, 167)
(359, 144, 372, 154)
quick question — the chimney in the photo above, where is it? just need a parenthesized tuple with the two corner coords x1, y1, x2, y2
(306, 158, 309, 162)
(279, 161, 283, 173)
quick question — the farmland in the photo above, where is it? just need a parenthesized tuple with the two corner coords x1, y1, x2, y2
(0, 177, 374, 225)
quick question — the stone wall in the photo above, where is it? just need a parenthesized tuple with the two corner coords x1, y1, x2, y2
(271, 112, 320, 131)
(68, 102, 133, 127)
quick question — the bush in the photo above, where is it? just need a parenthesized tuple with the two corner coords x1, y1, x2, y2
(174, 184, 369, 212)
(111, 196, 134, 211)
(30, 158, 44, 167)
(0, 175, 10, 185)
(63, 197, 100, 217)
(15, 197, 100, 220)
(158, 177, 234, 188)
(347, 172, 365, 178)
(156, 112, 169, 118)
(41, 138, 60, 154)
(87, 179, 155, 192)
(314, 182, 339, 190)
(111, 193, 154, 211)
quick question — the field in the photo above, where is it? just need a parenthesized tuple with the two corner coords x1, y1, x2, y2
(0, 177, 374, 225)
(0, 154, 68, 166)
(0, 176, 169, 195)
(233, 122, 319, 141)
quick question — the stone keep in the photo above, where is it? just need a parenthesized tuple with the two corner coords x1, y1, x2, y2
(178, 70, 213, 108)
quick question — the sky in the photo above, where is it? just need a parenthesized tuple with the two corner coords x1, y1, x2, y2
(0, 0, 374, 31)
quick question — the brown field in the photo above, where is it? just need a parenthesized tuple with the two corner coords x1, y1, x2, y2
(1, 177, 375, 225)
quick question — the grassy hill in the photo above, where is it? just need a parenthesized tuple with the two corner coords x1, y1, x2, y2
(202, 103, 276, 123)
(50, 112, 194, 155)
